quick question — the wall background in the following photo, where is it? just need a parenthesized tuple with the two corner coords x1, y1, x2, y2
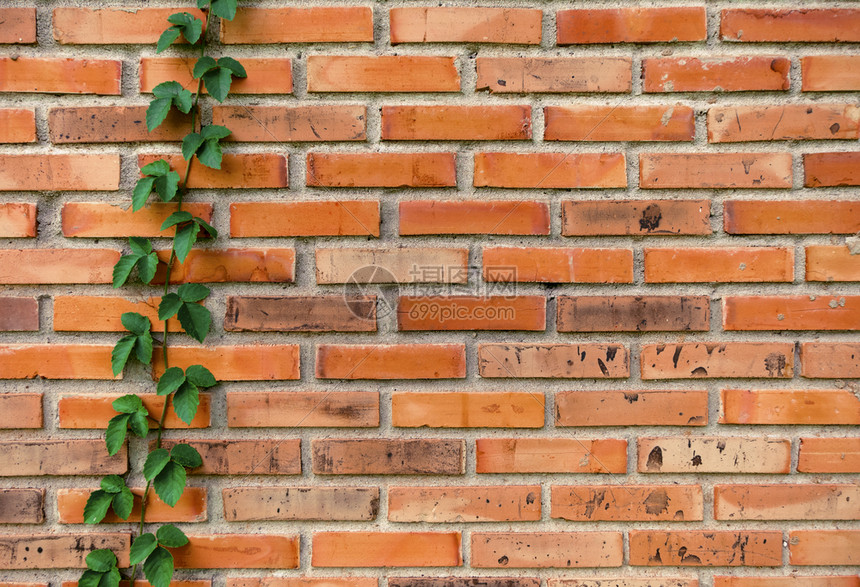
(0, 1, 858, 585)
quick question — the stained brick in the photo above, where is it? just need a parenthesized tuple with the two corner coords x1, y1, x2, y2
(558, 8, 706, 44)
(50, 106, 190, 143)
(562, 200, 710, 236)
(0, 489, 43, 523)
(0, 440, 126, 476)
(551, 485, 703, 521)
(227, 391, 379, 428)
(638, 437, 791, 474)
(641, 342, 794, 379)
(312, 439, 464, 475)
(640, 153, 792, 189)
(479, 343, 629, 378)
(708, 104, 860, 142)
(477, 57, 632, 93)
(471, 532, 623, 568)
(714, 484, 860, 520)
(629, 531, 782, 566)
(225, 296, 375, 332)
(389, 486, 541, 522)
(557, 296, 710, 332)
(223, 487, 378, 521)
(643, 57, 790, 92)
(159, 439, 301, 475)
(0, 297, 38, 331)
(476, 438, 627, 474)
(0, 534, 130, 569)
(392, 391, 544, 428)
(555, 390, 708, 427)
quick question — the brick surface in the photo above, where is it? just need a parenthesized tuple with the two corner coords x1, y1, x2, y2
(629, 531, 782, 566)
(398, 296, 546, 331)
(721, 9, 860, 42)
(638, 437, 791, 474)
(714, 484, 860, 520)
(724, 200, 860, 234)
(152, 345, 300, 381)
(798, 437, 860, 473)
(0, 154, 119, 191)
(400, 201, 549, 235)
(382, 106, 531, 141)
(390, 8, 541, 45)
(0, 489, 44, 523)
(213, 105, 366, 142)
(708, 104, 860, 142)
(789, 530, 860, 566)
(803, 55, 860, 91)
(223, 487, 378, 521)
(58, 487, 207, 523)
(806, 246, 860, 281)
(640, 153, 792, 189)
(0, 393, 42, 428)
(641, 342, 794, 379)
(476, 58, 632, 93)
(0, 440, 126, 476)
(170, 535, 299, 569)
(642, 57, 790, 92)
(476, 439, 627, 474)
(221, 7, 373, 43)
(313, 439, 464, 475)
(0, 203, 34, 237)
(0, 534, 130, 569)
(483, 247, 633, 283)
(804, 151, 860, 186)
(308, 152, 456, 187)
(558, 8, 706, 44)
(58, 394, 210, 429)
(53, 7, 207, 44)
(545, 105, 695, 142)
(645, 247, 794, 283)
(63, 202, 212, 238)
(800, 342, 860, 378)
(230, 201, 378, 237)
(471, 532, 623, 568)
(392, 391, 544, 428)
(312, 532, 462, 567)
(0, 57, 121, 94)
(551, 485, 703, 521)
(0, 109, 36, 142)
(140, 57, 293, 94)
(721, 388, 860, 425)
(475, 152, 626, 188)
(159, 439, 301, 475)
(0, 297, 38, 331)
(555, 390, 708, 427)
(307, 56, 459, 92)
(227, 391, 379, 428)
(557, 295, 710, 332)
(478, 343, 629, 378)
(724, 295, 860, 330)
(50, 106, 191, 143)
(0, 8, 36, 43)
(561, 200, 711, 236)
(388, 486, 541, 522)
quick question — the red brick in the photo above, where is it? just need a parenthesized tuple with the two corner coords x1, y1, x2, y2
(0, 440, 126, 476)
(545, 105, 695, 142)
(644, 247, 794, 283)
(552, 485, 703, 521)
(798, 437, 860, 473)
(62, 202, 213, 238)
(803, 56, 860, 91)
(308, 56, 459, 92)
(316, 248, 468, 284)
(640, 153, 792, 189)
(562, 200, 711, 236)
(50, 106, 190, 143)
(383, 105, 531, 141)
(312, 532, 462, 567)
(722, 388, 860, 425)
(477, 57, 632, 93)
(641, 342, 794, 379)
(471, 532, 623, 568)
(801, 342, 860, 378)
(221, 7, 373, 43)
(714, 577, 859, 587)
(213, 105, 366, 142)
(171, 535, 299, 569)
(308, 152, 455, 187)
(57, 487, 207, 523)
(53, 7, 207, 44)
(316, 344, 466, 380)
(0, 154, 119, 191)
(153, 345, 300, 381)
(475, 152, 626, 188)
(550, 581, 697, 587)
(724, 200, 860, 234)
(629, 531, 782, 566)
(398, 296, 546, 331)
(725, 295, 860, 330)
(391, 580, 537, 587)
(231, 201, 378, 237)
(391, 7, 541, 44)
(0, 344, 116, 379)
(140, 57, 293, 94)
(722, 9, 860, 42)
(478, 343, 629, 379)
(0, 489, 43, 523)
(225, 296, 376, 332)
(555, 390, 708, 427)
(558, 7, 706, 44)
(0, 534, 130, 569)
(223, 487, 378, 522)
(229, 580, 375, 587)
(139, 154, 287, 189)
(0, 393, 42, 428)
(0, 57, 121, 95)
(227, 391, 379, 428)
(0, 8, 36, 43)
(160, 439, 301, 475)
(313, 439, 463, 475)
(643, 57, 790, 92)
(0, 297, 38, 331)
(715, 484, 860, 520)
(557, 295, 710, 332)
(0, 109, 36, 142)
(708, 104, 860, 142)
(392, 391, 545, 428)
(58, 394, 210, 429)
(484, 247, 633, 284)
(400, 201, 549, 235)
(806, 246, 860, 281)
(476, 438, 627, 474)
(389, 485, 540, 522)
(789, 530, 860, 566)
(804, 151, 860, 186)
(155, 248, 295, 284)
(638, 436, 791, 474)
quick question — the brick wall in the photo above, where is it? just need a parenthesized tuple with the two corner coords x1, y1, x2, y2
(1, 1, 859, 585)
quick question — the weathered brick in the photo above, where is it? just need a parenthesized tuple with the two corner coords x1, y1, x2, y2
(0, 534, 129, 569)
(477, 57, 632, 93)
(223, 487, 378, 521)
(479, 343, 629, 378)
(214, 105, 366, 142)
(715, 484, 860, 520)
(225, 296, 375, 332)
(555, 390, 708, 427)
(57, 487, 207, 523)
(308, 56, 459, 92)
(806, 246, 860, 281)
(0, 297, 38, 331)
(475, 152, 626, 188)
(629, 531, 782, 566)
(390, 8, 541, 44)
(802, 56, 860, 91)
(231, 201, 378, 237)
(221, 7, 373, 43)
(789, 530, 859, 565)
(558, 8, 706, 44)
(551, 485, 703, 521)
(0, 489, 43, 523)
(801, 342, 860, 378)
(312, 439, 464, 475)
(389, 486, 540, 522)
(804, 151, 860, 186)
(0, 203, 36, 237)
(53, 7, 206, 44)
(645, 247, 793, 283)
(159, 439, 301, 475)
(170, 535, 299, 569)
(640, 153, 792, 189)
(312, 532, 462, 567)
(316, 344, 466, 379)
(53, 296, 180, 332)
(471, 532, 623, 568)
(0, 440, 126, 476)
(722, 388, 860, 425)
(0, 393, 42, 428)
(316, 248, 468, 284)
(391, 580, 538, 587)
(229, 580, 375, 587)
(0, 57, 121, 95)
(476, 438, 627, 474)
(721, 8, 860, 42)
(398, 296, 546, 331)
(0, 345, 116, 379)
(392, 391, 544, 428)
(0, 8, 36, 43)
(641, 342, 794, 379)
(724, 200, 860, 234)
(562, 200, 710, 236)
(50, 106, 190, 143)
(798, 437, 860, 473)
(708, 104, 860, 142)
(400, 201, 549, 236)
(0, 109, 36, 142)
(153, 345, 300, 381)
(714, 577, 858, 587)
(726, 295, 860, 330)
(140, 57, 293, 94)
(545, 105, 695, 142)
(139, 154, 287, 189)
(0, 154, 119, 191)
(638, 437, 791, 474)
(557, 296, 709, 332)
(62, 202, 212, 238)
(155, 248, 295, 284)
(383, 105, 531, 141)
(483, 247, 634, 283)
(550, 581, 697, 587)
(58, 394, 210, 429)
(643, 57, 790, 92)
(227, 391, 379, 428)
(308, 152, 456, 187)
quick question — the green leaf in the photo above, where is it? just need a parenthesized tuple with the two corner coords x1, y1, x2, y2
(169, 12, 203, 45)
(141, 159, 171, 177)
(173, 222, 200, 263)
(112, 255, 137, 289)
(178, 283, 210, 303)
(201, 124, 233, 140)
(170, 443, 203, 468)
(193, 215, 217, 238)
(105, 414, 129, 456)
(210, 0, 238, 21)
(86, 549, 117, 573)
(160, 210, 193, 231)
(100, 475, 126, 494)
(137, 251, 159, 285)
(173, 381, 200, 425)
(158, 294, 184, 321)
(154, 460, 186, 507)
(129, 236, 154, 256)
(217, 57, 246, 78)
(133, 176, 156, 212)
(78, 570, 103, 587)
(157, 524, 189, 548)
(181, 132, 204, 161)
(112, 486, 134, 520)
(143, 448, 171, 481)
(197, 137, 223, 169)
(172, 88, 193, 114)
(99, 566, 121, 587)
(153, 170, 180, 202)
(157, 366, 186, 396)
(202, 66, 233, 102)
(83, 490, 113, 524)
(121, 312, 150, 336)
(130, 533, 158, 565)
(134, 330, 154, 365)
(156, 27, 181, 53)
(112, 394, 143, 414)
(185, 364, 216, 388)
(192, 55, 218, 78)
(129, 410, 150, 438)
(177, 302, 210, 343)
(146, 96, 172, 131)
(143, 546, 175, 587)
(111, 335, 136, 376)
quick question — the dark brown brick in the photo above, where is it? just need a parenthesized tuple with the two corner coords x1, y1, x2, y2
(225, 296, 376, 332)
(313, 439, 464, 475)
(0, 297, 38, 331)
(557, 296, 710, 332)
(0, 489, 44, 523)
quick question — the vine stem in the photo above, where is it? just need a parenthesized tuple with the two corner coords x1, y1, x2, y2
(130, 6, 213, 581)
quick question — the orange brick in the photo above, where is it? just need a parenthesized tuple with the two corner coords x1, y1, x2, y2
(0, 8, 36, 43)
(0, 57, 121, 95)
(389, 486, 540, 522)
(221, 7, 373, 43)
(0, 344, 116, 379)
(557, 295, 710, 332)
(308, 152, 455, 187)
(155, 248, 295, 284)
(722, 388, 860, 425)
(153, 345, 300, 381)
(53, 7, 207, 44)
(643, 57, 790, 92)
(558, 7, 706, 44)
(316, 344, 466, 379)
(477, 57, 632, 93)
(638, 437, 791, 474)
(400, 201, 549, 235)
(725, 295, 860, 330)
(0, 109, 35, 142)
(708, 104, 860, 142)
(0, 297, 37, 332)
(312, 439, 463, 475)
(0, 489, 43, 523)
(645, 247, 793, 283)
(140, 57, 292, 94)
(223, 487, 378, 522)
(801, 342, 860, 378)
(57, 487, 207, 523)
(722, 8, 860, 42)
(471, 532, 623, 568)
(0, 393, 42, 428)
(562, 200, 711, 236)
(640, 153, 792, 189)
(478, 343, 630, 379)
(806, 246, 860, 281)
(225, 296, 376, 333)
(138, 154, 287, 189)
(383, 105, 531, 141)
(715, 484, 860, 520)
(475, 152, 626, 188)
(398, 296, 546, 331)
(62, 202, 213, 238)
(0, 440, 126, 476)
(227, 391, 379, 428)
(803, 56, 860, 91)
(629, 531, 782, 566)
(641, 342, 794, 379)
(549, 581, 697, 587)
(308, 56, 459, 92)
(231, 201, 378, 237)
(0, 154, 119, 191)
(171, 535, 299, 569)
(476, 438, 627, 474)
(798, 437, 860, 473)
(0, 534, 130, 569)
(392, 391, 545, 428)
(789, 530, 859, 566)
(484, 247, 633, 284)
(228, 580, 375, 587)
(391, 7, 540, 44)
(58, 394, 211, 429)
(724, 200, 860, 234)
(312, 532, 462, 567)
(545, 105, 695, 142)
(392, 581, 536, 587)
(556, 390, 708, 427)
(213, 105, 366, 142)
(805, 152, 860, 186)
(160, 439, 301, 475)
(0, 203, 36, 238)
(714, 577, 859, 587)
(50, 106, 191, 143)
(552, 485, 703, 521)
(316, 248, 468, 284)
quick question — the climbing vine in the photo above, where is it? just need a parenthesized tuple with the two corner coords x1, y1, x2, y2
(79, 1, 243, 585)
